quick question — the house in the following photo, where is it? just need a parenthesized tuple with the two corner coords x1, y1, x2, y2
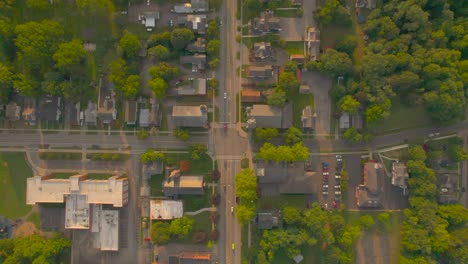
(180, 54, 207, 71)
(38, 96, 61, 123)
(22, 97, 36, 126)
(292, 0, 302, 6)
(392, 162, 408, 191)
(305, 27, 320, 61)
(190, 0, 209, 12)
(299, 84, 311, 94)
(255, 161, 314, 195)
(124, 100, 138, 125)
(356, 0, 376, 9)
(356, 162, 383, 208)
(68, 103, 80, 127)
(301, 106, 315, 131)
(241, 89, 263, 103)
(169, 252, 212, 264)
(177, 78, 207, 96)
(150, 200, 183, 220)
(173, 3, 193, 14)
(438, 174, 459, 204)
(256, 212, 279, 230)
(187, 38, 207, 53)
(252, 42, 274, 60)
(139, 108, 150, 127)
(164, 170, 204, 197)
(142, 161, 164, 176)
(186, 14, 207, 34)
(172, 105, 208, 127)
(5, 102, 21, 121)
(252, 11, 282, 34)
(84, 102, 97, 126)
(247, 65, 274, 79)
(339, 113, 350, 130)
(246, 104, 292, 129)
(97, 80, 116, 124)
(290, 54, 306, 66)
(143, 11, 159, 29)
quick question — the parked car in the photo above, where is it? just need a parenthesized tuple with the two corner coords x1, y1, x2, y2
(322, 162, 329, 168)
(323, 174, 329, 180)
(335, 191, 341, 195)
(323, 184, 329, 188)
(335, 174, 341, 179)
(335, 186, 341, 191)
(322, 189, 329, 195)
(323, 168, 329, 172)
(335, 179, 341, 186)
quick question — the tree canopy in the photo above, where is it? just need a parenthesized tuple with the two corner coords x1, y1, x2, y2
(119, 30, 141, 59)
(53, 39, 86, 70)
(170, 28, 194, 50)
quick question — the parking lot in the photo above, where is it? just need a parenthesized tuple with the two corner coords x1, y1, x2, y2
(317, 155, 344, 209)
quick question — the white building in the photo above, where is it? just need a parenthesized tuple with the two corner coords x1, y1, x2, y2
(150, 200, 183, 220)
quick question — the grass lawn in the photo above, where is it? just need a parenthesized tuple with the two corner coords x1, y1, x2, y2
(274, 9, 302, 18)
(165, 153, 213, 175)
(181, 192, 211, 212)
(370, 101, 432, 135)
(291, 91, 314, 128)
(27, 211, 41, 229)
(320, 24, 354, 49)
(149, 174, 165, 197)
(0, 152, 32, 219)
(285, 41, 305, 55)
(257, 194, 307, 210)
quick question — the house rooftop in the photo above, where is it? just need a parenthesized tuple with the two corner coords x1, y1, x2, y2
(124, 100, 137, 124)
(150, 200, 183, 220)
(364, 162, 383, 194)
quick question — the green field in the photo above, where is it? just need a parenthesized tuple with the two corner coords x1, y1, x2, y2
(149, 173, 165, 197)
(0, 152, 33, 219)
(291, 91, 314, 128)
(165, 153, 213, 175)
(285, 41, 305, 55)
(257, 194, 307, 210)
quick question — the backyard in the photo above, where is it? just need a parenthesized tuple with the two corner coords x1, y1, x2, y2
(285, 41, 305, 55)
(290, 91, 314, 128)
(0, 152, 33, 219)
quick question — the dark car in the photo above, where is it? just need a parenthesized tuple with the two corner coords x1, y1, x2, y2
(322, 162, 329, 168)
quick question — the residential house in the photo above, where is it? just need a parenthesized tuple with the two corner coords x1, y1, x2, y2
(356, 162, 383, 208)
(124, 100, 138, 125)
(392, 162, 408, 192)
(251, 42, 274, 61)
(252, 11, 282, 34)
(150, 200, 183, 220)
(172, 105, 208, 127)
(290, 54, 306, 66)
(246, 104, 292, 129)
(142, 11, 159, 29)
(22, 97, 36, 126)
(5, 102, 20, 121)
(438, 174, 459, 204)
(301, 106, 315, 131)
(38, 96, 61, 124)
(68, 103, 80, 127)
(173, 3, 193, 14)
(190, 0, 209, 12)
(255, 161, 314, 195)
(180, 54, 207, 72)
(241, 89, 263, 103)
(84, 102, 97, 126)
(256, 212, 279, 230)
(164, 169, 204, 197)
(97, 80, 116, 124)
(177, 78, 207, 96)
(139, 108, 150, 127)
(305, 27, 320, 61)
(187, 38, 207, 53)
(246, 65, 274, 79)
(169, 252, 212, 264)
(299, 84, 311, 94)
(339, 113, 350, 130)
(186, 14, 207, 34)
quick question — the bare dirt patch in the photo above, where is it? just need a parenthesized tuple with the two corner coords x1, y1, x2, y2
(13, 222, 41, 238)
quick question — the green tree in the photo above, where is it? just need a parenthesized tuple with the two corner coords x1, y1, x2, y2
(448, 145, 468, 162)
(313, 49, 353, 77)
(317, 0, 340, 26)
(169, 216, 194, 238)
(424, 84, 465, 125)
(15, 20, 64, 72)
(26, 0, 50, 10)
(438, 204, 468, 228)
(235, 169, 257, 202)
(408, 145, 427, 161)
(235, 204, 256, 226)
(0, 235, 71, 263)
(148, 45, 171, 60)
(278, 72, 299, 93)
(208, 58, 220, 69)
(189, 144, 207, 160)
(255, 128, 279, 142)
(207, 39, 221, 57)
(122, 75, 140, 99)
(365, 105, 384, 123)
(147, 32, 172, 48)
(170, 28, 195, 50)
(359, 215, 375, 230)
(137, 129, 148, 140)
(150, 222, 171, 245)
(76, 0, 112, 14)
(284, 127, 303, 145)
(206, 20, 220, 40)
(53, 39, 85, 70)
(282, 207, 301, 225)
(148, 62, 179, 81)
(266, 88, 286, 107)
(378, 212, 390, 225)
(336, 35, 358, 56)
(0, 63, 13, 100)
(342, 127, 363, 144)
(339, 95, 360, 114)
(257, 142, 277, 161)
(119, 30, 141, 58)
(284, 61, 298, 73)
(173, 128, 189, 141)
(290, 142, 309, 161)
(109, 59, 128, 88)
(14, 74, 38, 97)
(148, 77, 168, 99)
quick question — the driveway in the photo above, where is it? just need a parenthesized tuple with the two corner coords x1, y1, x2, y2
(279, 17, 305, 41)
(344, 154, 363, 210)
(302, 71, 332, 139)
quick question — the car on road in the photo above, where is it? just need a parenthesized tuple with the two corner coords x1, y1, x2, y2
(223, 92, 228, 99)
(232, 243, 235, 250)
(224, 123, 228, 132)
(231, 206, 234, 213)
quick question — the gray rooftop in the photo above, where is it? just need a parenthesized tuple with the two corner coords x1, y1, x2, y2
(247, 104, 292, 129)
(172, 105, 208, 127)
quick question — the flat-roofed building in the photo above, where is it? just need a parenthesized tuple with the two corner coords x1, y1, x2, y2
(150, 200, 183, 220)
(27, 175, 128, 207)
(172, 105, 208, 127)
(65, 194, 90, 229)
(98, 210, 119, 251)
(164, 176, 204, 197)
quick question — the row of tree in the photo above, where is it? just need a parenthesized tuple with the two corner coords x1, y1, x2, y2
(255, 126, 304, 145)
(256, 142, 309, 162)
(400, 145, 468, 263)
(235, 169, 258, 226)
(150, 216, 194, 245)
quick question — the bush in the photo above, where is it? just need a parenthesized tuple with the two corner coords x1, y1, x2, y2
(165, 158, 175, 166)
(210, 229, 219, 241)
(180, 160, 190, 173)
(137, 129, 148, 140)
(210, 193, 221, 206)
(193, 232, 207, 243)
(359, 215, 375, 230)
(211, 170, 220, 182)
(241, 158, 249, 168)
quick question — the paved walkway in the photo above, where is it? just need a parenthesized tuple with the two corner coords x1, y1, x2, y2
(184, 207, 217, 216)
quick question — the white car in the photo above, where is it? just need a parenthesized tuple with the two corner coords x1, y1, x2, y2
(335, 191, 341, 195)
(322, 190, 329, 195)
(223, 92, 228, 99)
(231, 206, 234, 213)
(322, 184, 329, 188)
(335, 174, 341, 179)
(323, 172, 329, 176)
